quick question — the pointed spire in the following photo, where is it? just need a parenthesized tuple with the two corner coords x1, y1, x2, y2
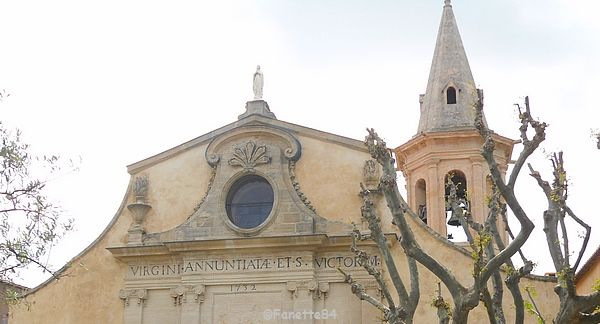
(417, 0, 487, 133)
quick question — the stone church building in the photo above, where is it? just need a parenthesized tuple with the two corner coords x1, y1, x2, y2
(11, 1, 558, 323)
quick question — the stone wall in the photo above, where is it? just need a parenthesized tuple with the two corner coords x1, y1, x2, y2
(10, 118, 560, 323)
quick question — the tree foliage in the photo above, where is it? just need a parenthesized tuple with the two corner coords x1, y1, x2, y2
(0, 121, 73, 280)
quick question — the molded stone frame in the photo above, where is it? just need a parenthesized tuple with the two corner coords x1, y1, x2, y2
(220, 170, 280, 235)
(155, 123, 327, 241)
(443, 80, 459, 105)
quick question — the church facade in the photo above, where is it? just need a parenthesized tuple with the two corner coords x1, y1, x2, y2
(11, 1, 558, 323)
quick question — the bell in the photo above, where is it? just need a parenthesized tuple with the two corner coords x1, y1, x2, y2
(447, 211, 461, 227)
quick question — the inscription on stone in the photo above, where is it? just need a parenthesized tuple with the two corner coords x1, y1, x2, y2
(128, 255, 380, 278)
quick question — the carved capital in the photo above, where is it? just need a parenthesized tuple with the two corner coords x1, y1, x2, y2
(469, 156, 485, 165)
(169, 285, 206, 305)
(318, 282, 330, 300)
(286, 281, 299, 299)
(119, 289, 147, 306)
(193, 284, 206, 303)
(307, 280, 329, 300)
(169, 285, 187, 305)
(428, 158, 441, 168)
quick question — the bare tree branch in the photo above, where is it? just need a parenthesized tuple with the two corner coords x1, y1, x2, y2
(433, 282, 451, 324)
(338, 268, 406, 324)
(349, 226, 402, 317)
(359, 185, 411, 309)
(353, 95, 596, 324)
(474, 93, 537, 285)
(366, 128, 466, 301)
(508, 96, 547, 188)
(480, 287, 499, 324)
(564, 205, 590, 272)
(524, 286, 546, 324)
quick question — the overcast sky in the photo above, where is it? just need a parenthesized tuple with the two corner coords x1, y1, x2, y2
(1, 0, 599, 287)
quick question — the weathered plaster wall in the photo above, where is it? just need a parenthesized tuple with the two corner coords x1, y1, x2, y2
(295, 136, 367, 225)
(385, 214, 558, 323)
(128, 143, 212, 235)
(577, 263, 600, 295)
(10, 128, 559, 324)
(10, 202, 130, 323)
(11, 144, 213, 324)
(293, 135, 396, 233)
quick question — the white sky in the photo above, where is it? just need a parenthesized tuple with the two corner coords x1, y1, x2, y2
(1, 0, 599, 287)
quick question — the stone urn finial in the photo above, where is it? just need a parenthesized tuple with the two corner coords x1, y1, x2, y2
(127, 175, 151, 244)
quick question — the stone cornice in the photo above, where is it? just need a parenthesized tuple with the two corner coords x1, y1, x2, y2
(107, 233, 398, 261)
(394, 129, 517, 171)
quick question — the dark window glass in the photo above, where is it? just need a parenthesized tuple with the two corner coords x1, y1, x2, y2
(226, 175, 274, 229)
(447, 87, 457, 104)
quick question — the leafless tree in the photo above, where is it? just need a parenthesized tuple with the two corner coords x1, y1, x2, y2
(344, 93, 599, 323)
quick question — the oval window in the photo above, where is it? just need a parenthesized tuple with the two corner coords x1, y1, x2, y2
(226, 175, 274, 229)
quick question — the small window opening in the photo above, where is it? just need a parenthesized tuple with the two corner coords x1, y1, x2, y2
(447, 87, 457, 104)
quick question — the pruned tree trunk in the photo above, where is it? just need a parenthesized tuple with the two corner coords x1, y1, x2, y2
(344, 94, 599, 323)
(528, 152, 600, 323)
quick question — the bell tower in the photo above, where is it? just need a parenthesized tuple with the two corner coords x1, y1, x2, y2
(394, 0, 516, 239)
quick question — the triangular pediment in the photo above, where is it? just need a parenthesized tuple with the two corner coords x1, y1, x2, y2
(119, 110, 364, 249)
(127, 113, 366, 175)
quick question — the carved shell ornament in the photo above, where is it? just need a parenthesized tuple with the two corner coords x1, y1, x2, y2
(228, 141, 271, 171)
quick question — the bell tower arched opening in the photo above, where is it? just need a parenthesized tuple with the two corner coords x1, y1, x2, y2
(415, 179, 427, 224)
(445, 170, 468, 241)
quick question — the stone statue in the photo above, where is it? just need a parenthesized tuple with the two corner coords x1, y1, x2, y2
(363, 159, 380, 188)
(253, 65, 264, 100)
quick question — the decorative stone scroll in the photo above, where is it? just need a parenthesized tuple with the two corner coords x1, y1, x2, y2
(119, 288, 148, 306)
(205, 125, 302, 168)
